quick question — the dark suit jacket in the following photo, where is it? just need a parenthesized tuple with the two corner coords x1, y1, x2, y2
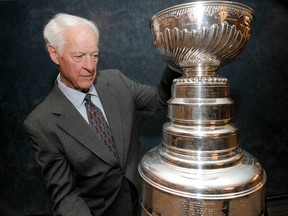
(24, 67, 180, 216)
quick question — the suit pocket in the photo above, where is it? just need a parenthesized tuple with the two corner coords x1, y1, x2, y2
(73, 151, 108, 174)
(86, 197, 105, 212)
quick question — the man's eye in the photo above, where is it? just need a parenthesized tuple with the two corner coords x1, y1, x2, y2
(73, 55, 84, 61)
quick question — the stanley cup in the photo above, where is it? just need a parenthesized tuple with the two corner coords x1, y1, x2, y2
(138, 1, 266, 215)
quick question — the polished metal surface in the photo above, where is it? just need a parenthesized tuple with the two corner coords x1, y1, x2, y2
(151, 0, 254, 72)
(139, 1, 266, 215)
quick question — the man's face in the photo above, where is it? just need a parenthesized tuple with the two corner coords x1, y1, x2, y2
(49, 25, 99, 92)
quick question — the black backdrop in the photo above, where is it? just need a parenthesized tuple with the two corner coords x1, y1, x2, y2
(1, 0, 288, 214)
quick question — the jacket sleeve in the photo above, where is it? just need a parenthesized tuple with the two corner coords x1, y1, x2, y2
(23, 117, 92, 216)
(113, 65, 182, 111)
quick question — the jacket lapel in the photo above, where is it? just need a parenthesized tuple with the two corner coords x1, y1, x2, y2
(95, 77, 125, 168)
(51, 86, 119, 167)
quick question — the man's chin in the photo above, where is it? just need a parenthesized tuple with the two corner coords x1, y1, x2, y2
(80, 80, 94, 88)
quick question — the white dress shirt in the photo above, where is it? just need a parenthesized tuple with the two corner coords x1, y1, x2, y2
(56, 74, 108, 123)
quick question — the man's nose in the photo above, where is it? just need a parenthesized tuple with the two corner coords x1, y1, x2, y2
(83, 56, 95, 71)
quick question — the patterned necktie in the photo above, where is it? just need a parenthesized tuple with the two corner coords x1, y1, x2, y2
(84, 94, 119, 159)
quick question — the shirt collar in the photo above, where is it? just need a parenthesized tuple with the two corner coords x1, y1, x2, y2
(56, 74, 98, 108)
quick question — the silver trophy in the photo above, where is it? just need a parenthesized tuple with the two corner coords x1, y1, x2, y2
(138, 1, 266, 215)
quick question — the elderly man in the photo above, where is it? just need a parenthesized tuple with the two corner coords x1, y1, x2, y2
(24, 13, 180, 215)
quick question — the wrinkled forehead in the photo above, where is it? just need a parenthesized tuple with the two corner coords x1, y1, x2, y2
(63, 25, 99, 51)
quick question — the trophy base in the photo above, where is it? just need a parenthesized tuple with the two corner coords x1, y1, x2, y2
(139, 189, 265, 216)
(138, 147, 266, 216)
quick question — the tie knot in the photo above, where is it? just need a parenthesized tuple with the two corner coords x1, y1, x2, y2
(84, 94, 92, 102)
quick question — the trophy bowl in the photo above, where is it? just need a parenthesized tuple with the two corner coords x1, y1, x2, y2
(151, 1, 255, 73)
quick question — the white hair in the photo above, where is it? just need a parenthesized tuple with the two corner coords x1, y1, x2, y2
(43, 13, 100, 55)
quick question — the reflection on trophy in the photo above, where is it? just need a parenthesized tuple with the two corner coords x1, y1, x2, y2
(138, 1, 266, 215)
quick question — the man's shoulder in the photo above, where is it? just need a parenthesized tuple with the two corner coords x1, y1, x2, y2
(97, 69, 131, 83)
(98, 69, 121, 77)
(24, 87, 59, 123)
(96, 69, 126, 86)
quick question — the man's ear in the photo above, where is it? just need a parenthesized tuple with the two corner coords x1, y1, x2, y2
(47, 45, 60, 65)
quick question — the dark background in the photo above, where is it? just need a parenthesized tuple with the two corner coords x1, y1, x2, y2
(1, 0, 288, 215)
